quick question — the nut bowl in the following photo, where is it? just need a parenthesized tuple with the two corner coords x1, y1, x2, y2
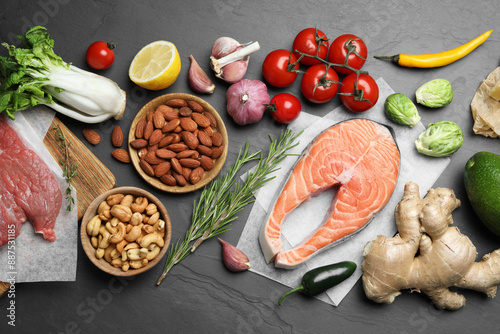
(129, 93, 228, 193)
(81, 187, 172, 277)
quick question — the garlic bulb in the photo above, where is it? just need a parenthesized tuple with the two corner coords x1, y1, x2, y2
(210, 38, 260, 84)
(188, 55, 215, 94)
(226, 79, 270, 125)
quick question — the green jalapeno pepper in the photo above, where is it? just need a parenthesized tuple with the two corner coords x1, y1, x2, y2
(278, 261, 357, 305)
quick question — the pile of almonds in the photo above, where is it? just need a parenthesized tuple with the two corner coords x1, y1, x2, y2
(131, 98, 225, 187)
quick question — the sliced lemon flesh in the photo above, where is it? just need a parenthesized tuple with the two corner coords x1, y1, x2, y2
(129, 41, 181, 90)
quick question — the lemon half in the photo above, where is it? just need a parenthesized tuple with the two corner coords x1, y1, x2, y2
(129, 41, 181, 90)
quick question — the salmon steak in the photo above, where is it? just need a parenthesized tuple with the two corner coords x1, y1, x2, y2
(259, 119, 400, 269)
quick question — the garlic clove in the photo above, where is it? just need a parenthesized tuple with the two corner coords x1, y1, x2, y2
(216, 58, 249, 84)
(188, 55, 215, 94)
(211, 37, 242, 59)
(219, 238, 251, 272)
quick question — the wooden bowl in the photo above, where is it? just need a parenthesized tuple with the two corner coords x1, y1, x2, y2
(129, 93, 228, 193)
(81, 187, 172, 277)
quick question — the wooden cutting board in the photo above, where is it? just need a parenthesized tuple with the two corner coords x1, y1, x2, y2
(43, 117, 116, 220)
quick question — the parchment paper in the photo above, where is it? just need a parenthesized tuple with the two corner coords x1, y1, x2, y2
(471, 66, 500, 137)
(0, 106, 78, 283)
(237, 77, 450, 306)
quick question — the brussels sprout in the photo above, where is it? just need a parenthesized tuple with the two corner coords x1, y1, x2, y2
(414, 121, 463, 157)
(384, 93, 421, 127)
(415, 79, 453, 108)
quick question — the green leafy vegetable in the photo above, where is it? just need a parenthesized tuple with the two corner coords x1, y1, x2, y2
(415, 121, 463, 157)
(415, 79, 453, 108)
(384, 93, 421, 127)
(0, 26, 126, 123)
(156, 130, 301, 285)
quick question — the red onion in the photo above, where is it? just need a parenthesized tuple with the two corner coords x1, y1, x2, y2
(226, 79, 270, 125)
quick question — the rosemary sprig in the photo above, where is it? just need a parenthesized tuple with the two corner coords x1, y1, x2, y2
(156, 129, 301, 286)
(53, 125, 78, 211)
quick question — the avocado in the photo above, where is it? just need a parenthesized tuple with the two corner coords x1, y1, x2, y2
(464, 151, 500, 237)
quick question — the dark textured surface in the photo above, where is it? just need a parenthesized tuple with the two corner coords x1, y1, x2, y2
(1, 0, 500, 333)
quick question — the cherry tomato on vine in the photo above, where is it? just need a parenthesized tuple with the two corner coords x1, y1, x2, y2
(292, 28, 329, 66)
(328, 34, 367, 75)
(339, 73, 379, 112)
(86, 41, 116, 70)
(262, 49, 299, 88)
(301, 64, 339, 104)
(268, 93, 302, 124)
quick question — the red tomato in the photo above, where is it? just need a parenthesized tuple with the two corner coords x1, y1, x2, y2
(86, 41, 116, 70)
(339, 74, 379, 112)
(262, 49, 299, 87)
(328, 34, 367, 75)
(301, 64, 339, 104)
(268, 93, 302, 124)
(292, 28, 329, 66)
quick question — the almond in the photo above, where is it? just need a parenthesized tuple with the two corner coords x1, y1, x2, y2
(199, 155, 214, 171)
(173, 125, 183, 133)
(145, 151, 165, 165)
(189, 167, 204, 184)
(158, 135, 174, 148)
(156, 104, 173, 115)
(162, 119, 181, 133)
(179, 158, 201, 168)
(111, 125, 124, 147)
(170, 133, 181, 144)
(197, 130, 212, 147)
(204, 111, 217, 128)
(167, 143, 189, 152)
(156, 149, 177, 159)
(182, 167, 192, 181)
(154, 161, 171, 177)
(197, 145, 213, 157)
(187, 100, 203, 113)
(170, 158, 183, 174)
(144, 120, 154, 140)
(181, 131, 199, 150)
(130, 139, 148, 149)
(173, 172, 187, 187)
(211, 145, 225, 159)
(203, 126, 213, 137)
(149, 129, 163, 146)
(164, 110, 180, 121)
(83, 128, 100, 145)
(160, 174, 176, 186)
(135, 118, 147, 139)
(192, 113, 211, 128)
(179, 117, 198, 132)
(166, 98, 188, 108)
(140, 159, 155, 177)
(137, 147, 148, 159)
(179, 106, 192, 117)
(212, 132, 223, 147)
(146, 111, 155, 122)
(176, 150, 198, 159)
(153, 110, 166, 129)
(148, 144, 158, 153)
(112, 149, 130, 163)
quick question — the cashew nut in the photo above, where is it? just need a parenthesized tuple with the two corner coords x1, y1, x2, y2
(86, 215, 101, 237)
(147, 211, 160, 225)
(129, 259, 143, 269)
(131, 197, 148, 213)
(123, 242, 140, 252)
(111, 258, 123, 268)
(97, 201, 110, 214)
(99, 210, 112, 221)
(98, 229, 111, 249)
(91, 236, 98, 249)
(105, 221, 118, 234)
(120, 194, 134, 207)
(96, 247, 105, 259)
(129, 212, 143, 226)
(109, 217, 120, 227)
(122, 261, 130, 272)
(108, 222, 126, 244)
(139, 233, 164, 249)
(146, 203, 157, 216)
(116, 239, 128, 253)
(146, 245, 161, 261)
(110, 205, 132, 222)
(110, 248, 121, 259)
(104, 244, 115, 263)
(127, 248, 148, 261)
(125, 225, 142, 242)
(107, 193, 124, 206)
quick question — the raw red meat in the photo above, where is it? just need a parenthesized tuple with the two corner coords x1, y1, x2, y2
(0, 118, 62, 246)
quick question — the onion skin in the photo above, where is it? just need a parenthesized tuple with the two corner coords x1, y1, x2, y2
(226, 79, 270, 125)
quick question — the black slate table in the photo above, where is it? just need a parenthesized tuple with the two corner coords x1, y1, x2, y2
(2, 1, 500, 333)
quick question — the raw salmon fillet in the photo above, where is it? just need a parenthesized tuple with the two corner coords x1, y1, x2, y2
(0, 118, 62, 246)
(259, 119, 400, 268)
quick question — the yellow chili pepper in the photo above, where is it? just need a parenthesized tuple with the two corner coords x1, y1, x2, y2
(375, 30, 493, 68)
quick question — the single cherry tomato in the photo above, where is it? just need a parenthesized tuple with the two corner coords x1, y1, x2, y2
(301, 64, 339, 104)
(292, 28, 329, 66)
(268, 93, 302, 124)
(86, 41, 116, 70)
(328, 34, 367, 75)
(262, 49, 299, 87)
(339, 73, 379, 112)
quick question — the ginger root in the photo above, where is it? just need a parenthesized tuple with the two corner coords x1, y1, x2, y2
(361, 181, 500, 310)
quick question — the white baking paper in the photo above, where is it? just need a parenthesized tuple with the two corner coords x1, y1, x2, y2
(0, 106, 78, 282)
(237, 77, 450, 306)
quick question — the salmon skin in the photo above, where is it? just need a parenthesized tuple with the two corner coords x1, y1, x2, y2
(259, 119, 400, 269)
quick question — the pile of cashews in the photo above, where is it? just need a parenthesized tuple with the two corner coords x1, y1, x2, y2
(86, 193, 166, 272)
